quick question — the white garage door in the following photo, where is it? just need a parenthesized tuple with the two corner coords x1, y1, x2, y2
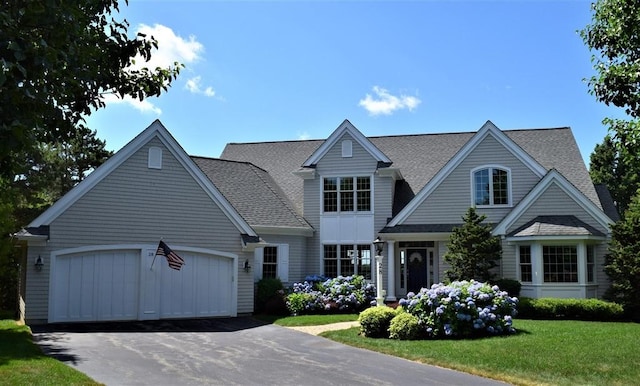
(51, 250, 140, 323)
(51, 247, 235, 323)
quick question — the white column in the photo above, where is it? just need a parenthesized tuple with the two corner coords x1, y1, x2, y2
(386, 240, 396, 301)
(375, 252, 385, 306)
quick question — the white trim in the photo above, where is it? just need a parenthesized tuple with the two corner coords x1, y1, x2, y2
(252, 225, 313, 237)
(292, 168, 316, 179)
(470, 165, 513, 208)
(302, 120, 391, 166)
(493, 169, 614, 235)
(320, 175, 374, 214)
(389, 121, 546, 226)
(28, 120, 257, 237)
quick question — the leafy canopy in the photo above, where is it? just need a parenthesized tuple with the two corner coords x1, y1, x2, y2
(444, 207, 502, 282)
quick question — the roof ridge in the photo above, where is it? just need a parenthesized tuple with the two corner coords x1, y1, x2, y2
(190, 155, 269, 173)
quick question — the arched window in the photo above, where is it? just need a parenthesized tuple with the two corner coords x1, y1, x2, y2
(472, 166, 510, 206)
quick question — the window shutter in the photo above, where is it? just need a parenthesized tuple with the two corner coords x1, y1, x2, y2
(277, 244, 289, 283)
(254, 248, 264, 281)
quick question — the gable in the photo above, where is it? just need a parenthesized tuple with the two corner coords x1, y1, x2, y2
(494, 170, 613, 237)
(303, 119, 391, 167)
(50, 137, 249, 246)
(315, 132, 380, 175)
(388, 121, 546, 226)
(29, 120, 256, 239)
(400, 132, 542, 225)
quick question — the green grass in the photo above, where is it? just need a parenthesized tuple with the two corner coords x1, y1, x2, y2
(254, 313, 359, 326)
(0, 319, 102, 386)
(321, 318, 640, 386)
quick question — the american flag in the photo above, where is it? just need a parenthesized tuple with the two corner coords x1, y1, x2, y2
(156, 240, 185, 270)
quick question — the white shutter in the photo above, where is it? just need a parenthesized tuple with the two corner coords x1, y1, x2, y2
(277, 244, 289, 283)
(254, 248, 264, 281)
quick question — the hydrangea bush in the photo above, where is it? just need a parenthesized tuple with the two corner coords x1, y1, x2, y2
(398, 280, 518, 338)
(286, 275, 376, 315)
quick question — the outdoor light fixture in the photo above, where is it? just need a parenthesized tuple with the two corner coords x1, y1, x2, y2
(373, 237, 384, 256)
(243, 259, 251, 273)
(34, 255, 44, 271)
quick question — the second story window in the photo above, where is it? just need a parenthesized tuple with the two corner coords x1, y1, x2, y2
(323, 176, 371, 212)
(473, 167, 510, 206)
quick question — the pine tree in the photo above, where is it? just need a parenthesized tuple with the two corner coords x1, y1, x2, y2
(444, 207, 502, 282)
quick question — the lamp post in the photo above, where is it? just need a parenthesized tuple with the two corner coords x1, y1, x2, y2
(373, 237, 385, 307)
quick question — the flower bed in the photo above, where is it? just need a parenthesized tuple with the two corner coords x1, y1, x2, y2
(398, 280, 518, 338)
(286, 275, 376, 315)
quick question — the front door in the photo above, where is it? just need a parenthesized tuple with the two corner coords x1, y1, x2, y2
(407, 248, 427, 293)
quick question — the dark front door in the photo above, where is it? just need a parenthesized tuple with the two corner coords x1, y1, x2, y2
(407, 249, 427, 293)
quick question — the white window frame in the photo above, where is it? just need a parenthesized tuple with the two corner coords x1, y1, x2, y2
(322, 175, 372, 213)
(322, 243, 373, 279)
(254, 244, 289, 282)
(470, 165, 512, 207)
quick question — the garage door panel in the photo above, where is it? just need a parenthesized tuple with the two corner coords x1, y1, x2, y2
(52, 247, 235, 323)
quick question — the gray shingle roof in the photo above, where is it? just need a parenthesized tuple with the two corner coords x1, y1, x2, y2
(508, 215, 605, 237)
(192, 157, 312, 230)
(220, 125, 602, 217)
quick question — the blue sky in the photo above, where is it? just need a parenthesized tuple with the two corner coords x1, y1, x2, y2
(86, 0, 628, 165)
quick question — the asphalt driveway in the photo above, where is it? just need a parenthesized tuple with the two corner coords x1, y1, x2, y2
(32, 317, 508, 386)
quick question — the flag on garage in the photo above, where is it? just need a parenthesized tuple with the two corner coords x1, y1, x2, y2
(156, 240, 185, 270)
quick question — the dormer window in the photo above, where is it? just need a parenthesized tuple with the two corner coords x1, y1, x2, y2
(472, 166, 510, 206)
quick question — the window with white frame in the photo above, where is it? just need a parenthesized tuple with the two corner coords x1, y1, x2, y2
(473, 167, 510, 206)
(262, 246, 278, 279)
(587, 245, 595, 283)
(543, 245, 578, 283)
(324, 244, 372, 279)
(323, 176, 371, 213)
(519, 245, 532, 282)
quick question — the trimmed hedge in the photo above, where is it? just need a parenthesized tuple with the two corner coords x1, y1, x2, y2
(358, 306, 398, 338)
(389, 311, 423, 340)
(518, 297, 624, 321)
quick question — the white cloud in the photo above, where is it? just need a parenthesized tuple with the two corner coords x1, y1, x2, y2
(133, 24, 204, 70)
(358, 86, 421, 116)
(185, 76, 216, 97)
(297, 132, 311, 140)
(103, 93, 162, 115)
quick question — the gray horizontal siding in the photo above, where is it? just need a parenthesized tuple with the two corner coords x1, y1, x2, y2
(259, 234, 308, 285)
(507, 182, 609, 235)
(404, 133, 541, 225)
(315, 133, 378, 175)
(28, 138, 254, 320)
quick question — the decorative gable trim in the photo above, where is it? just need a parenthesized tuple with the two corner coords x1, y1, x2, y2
(493, 169, 614, 236)
(302, 119, 391, 167)
(388, 120, 547, 226)
(29, 120, 258, 237)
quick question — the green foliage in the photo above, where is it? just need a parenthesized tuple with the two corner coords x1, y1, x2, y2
(285, 275, 376, 315)
(389, 311, 423, 340)
(358, 306, 398, 338)
(492, 278, 522, 297)
(580, 0, 640, 118)
(0, 0, 182, 180)
(517, 297, 624, 321)
(255, 277, 285, 314)
(444, 207, 502, 282)
(604, 192, 640, 318)
(589, 121, 640, 217)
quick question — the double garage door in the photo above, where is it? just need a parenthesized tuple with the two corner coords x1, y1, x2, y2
(49, 247, 235, 323)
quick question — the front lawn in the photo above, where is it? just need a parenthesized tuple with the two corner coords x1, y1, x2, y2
(0, 319, 101, 386)
(321, 318, 640, 386)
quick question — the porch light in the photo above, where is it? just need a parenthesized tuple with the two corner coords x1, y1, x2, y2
(34, 255, 44, 271)
(243, 259, 251, 273)
(373, 237, 384, 255)
(373, 237, 385, 307)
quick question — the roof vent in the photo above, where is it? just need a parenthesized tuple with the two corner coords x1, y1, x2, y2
(342, 140, 353, 158)
(148, 147, 162, 169)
